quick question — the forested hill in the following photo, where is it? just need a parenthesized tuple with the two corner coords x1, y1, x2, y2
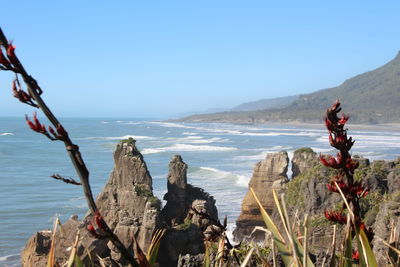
(179, 52, 400, 124)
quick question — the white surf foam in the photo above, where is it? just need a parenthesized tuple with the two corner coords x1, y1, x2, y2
(182, 132, 197, 135)
(0, 254, 19, 262)
(234, 152, 268, 161)
(192, 167, 250, 187)
(240, 131, 321, 137)
(80, 135, 155, 141)
(149, 121, 195, 129)
(123, 121, 142, 125)
(316, 134, 400, 147)
(162, 136, 229, 145)
(0, 133, 14, 136)
(234, 146, 294, 161)
(141, 144, 237, 154)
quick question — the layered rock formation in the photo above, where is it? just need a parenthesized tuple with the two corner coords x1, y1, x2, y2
(291, 147, 318, 178)
(234, 147, 400, 266)
(21, 140, 218, 267)
(22, 139, 162, 266)
(158, 155, 218, 266)
(95, 139, 162, 262)
(233, 151, 289, 242)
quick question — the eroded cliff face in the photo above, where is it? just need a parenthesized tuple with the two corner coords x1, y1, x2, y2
(233, 151, 289, 242)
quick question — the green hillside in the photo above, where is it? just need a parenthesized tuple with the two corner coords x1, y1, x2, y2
(180, 52, 400, 124)
(231, 95, 299, 111)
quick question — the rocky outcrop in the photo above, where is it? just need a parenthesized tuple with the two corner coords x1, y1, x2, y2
(234, 148, 400, 266)
(21, 231, 51, 266)
(21, 141, 218, 267)
(158, 155, 218, 267)
(21, 214, 111, 266)
(372, 199, 400, 266)
(233, 151, 289, 242)
(95, 139, 162, 262)
(21, 139, 162, 267)
(162, 155, 189, 224)
(291, 147, 318, 178)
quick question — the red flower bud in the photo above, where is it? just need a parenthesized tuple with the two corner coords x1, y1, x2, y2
(338, 114, 349, 125)
(345, 158, 359, 173)
(320, 153, 343, 169)
(6, 43, 18, 66)
(324, 210, 347, 224)
(94, 211, 107, 232)
(352, 250, 359, 261)
(48, 126, 56, 137)
(87, 223, 100, 238)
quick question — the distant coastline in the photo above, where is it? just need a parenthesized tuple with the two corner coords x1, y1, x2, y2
(174, 51, 400, 125)
(170, 118, 400, 132)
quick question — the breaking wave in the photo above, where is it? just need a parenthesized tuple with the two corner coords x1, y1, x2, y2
(191, 167, 250, 187)
(79, 135, 155, 141)
(141, 144, 237, 154)
(0, 133, 14, 136)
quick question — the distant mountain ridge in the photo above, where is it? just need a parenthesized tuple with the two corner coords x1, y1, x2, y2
(179, 52, 400, 124)
(231, 95, 299, 111)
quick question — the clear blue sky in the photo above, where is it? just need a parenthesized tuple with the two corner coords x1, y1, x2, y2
(0, 1, 399, 118)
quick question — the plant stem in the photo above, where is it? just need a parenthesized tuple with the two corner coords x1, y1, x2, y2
(0, 27, 139, 267)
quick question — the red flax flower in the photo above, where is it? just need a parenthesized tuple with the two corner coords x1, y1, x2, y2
(326, 179, 369, 198)
(321, 100, 375, 250)
(338, 114, 349, 125)
(324, 210, 347, 224)
(94, 211, 107, 232)
(352, 250, 359, 262)
(6, 43, 18, 67)
(87, 222, 103, 239)
(25, 112, 46, 133)
(12, 79, 38, 107)
(25, 112, 69, 141)
(86, 211, 109, 239)
(319, 152, 343, 169)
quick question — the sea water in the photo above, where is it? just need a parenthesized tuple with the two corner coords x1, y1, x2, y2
(1, 117, 399, 266)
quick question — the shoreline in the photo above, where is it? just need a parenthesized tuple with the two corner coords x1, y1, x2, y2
(169, 119, 400, 132)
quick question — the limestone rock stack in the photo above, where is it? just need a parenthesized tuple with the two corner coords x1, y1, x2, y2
(22, 139, 162, 266)
(158, 155, 218, 267)
(233, 151, 289, 242)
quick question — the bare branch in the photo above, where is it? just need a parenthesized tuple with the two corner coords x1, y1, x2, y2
(50, 174, 82, 186)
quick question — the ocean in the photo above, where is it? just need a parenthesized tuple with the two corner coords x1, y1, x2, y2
(1, 117, 399, 266)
